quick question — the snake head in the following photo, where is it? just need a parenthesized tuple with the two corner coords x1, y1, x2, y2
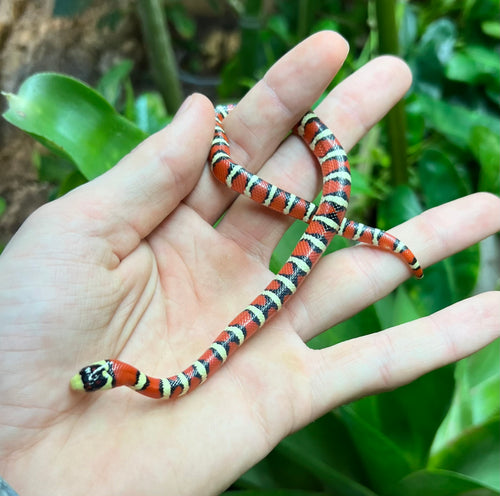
(70, 360, 114, 392)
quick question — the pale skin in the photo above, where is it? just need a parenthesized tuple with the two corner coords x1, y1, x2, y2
(0, 32, 499, 496)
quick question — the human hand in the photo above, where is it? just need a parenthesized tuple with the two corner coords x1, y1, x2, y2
(1, 31, 499, 496)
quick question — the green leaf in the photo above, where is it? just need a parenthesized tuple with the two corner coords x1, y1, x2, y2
(408, 94, 500, 148)
(419, 19, 456, 66)
(0, 196, 6, 217)
(470, 126, 500, 194)
(33, 152, 84, 198)
(58, 169, 88, 197)
(411, 241, 479, 315)
(277, 413, 379, 496)
(267, 15, 294, 46)
(168, 4, 196, 40)
(2, 73, 148, 180)
(339, 405, 414, 492)
(34, 152, 76, 185)
(375, 365, 455, 468)
(398, 4, 418, 57)
(134, 92, 171, 134)
(409, 19, 457, 98)
(308, 304, 381, 350)
(433, 340, 500, 453)
(386, 468, 500, 496)
(446, 45, 500, 84)
(406, 109, 425, 148)
(236, 447, 322, 492)
(417, 149, 470, 208)
(377, 185, 423, 231)
(236, 413, 378, 495)
(96, 59, 134, 108)
(430, 418, 500, 492)
(481, 21, 500, 39)
(374, 285, 423, 330)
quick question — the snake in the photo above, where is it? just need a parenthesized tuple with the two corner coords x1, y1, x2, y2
(70, 105, 422, 400)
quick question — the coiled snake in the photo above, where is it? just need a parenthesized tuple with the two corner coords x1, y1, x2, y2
(70, 105, 422, 399)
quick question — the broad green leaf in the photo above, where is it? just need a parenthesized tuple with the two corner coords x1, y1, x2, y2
(308, 304, 381, 349)
(464, 340, 500, 424)
(375, 365, 455, 468)
(446, 45, 500, 84)
(377, 185, 423, 231)
(417, 149, 470, 209)
(470, 126, 500, 194)
(418, 19, 456, 65)
(339, 405, 414, 492)
(267, 15, 294, 46)
(236, 446, 322, 492)
(236, 413, 378, 495)
(398, 3, 418, 57)
(2, 73, 148, 180)
(168, 4, 196, 40)
(409, 19, 457, 98)
(408, 93, 500, 148)
(96, 59, 134, 108)
(277, 413, 379, 496)
(34, 153, 76, 185)
(429, 418, 500, 492)
(482, 20, 500, 38)
(411, 241, 479, 315)
(134, 92, 171, 134)
(0, 196, 6, 217)
(433, 340, 500, 453)
(406, 109, 425, 149)
(33, 152, 84, 198)
(386, 468, 499, 496)
(374, 285, 423, 330)
(58, 170, 88, 197)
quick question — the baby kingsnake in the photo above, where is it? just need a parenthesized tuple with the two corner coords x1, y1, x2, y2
(70, 105, 422, 399)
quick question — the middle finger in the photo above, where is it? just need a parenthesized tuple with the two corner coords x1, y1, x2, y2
(185, 31, 349, 226)
(216, 54, 413, 264)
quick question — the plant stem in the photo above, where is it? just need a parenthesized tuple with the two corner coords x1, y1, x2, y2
(137, 0, 183, 113)
(375, 0, 408, 185)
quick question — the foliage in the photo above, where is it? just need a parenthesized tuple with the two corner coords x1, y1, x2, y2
(1, 0, 499, 495)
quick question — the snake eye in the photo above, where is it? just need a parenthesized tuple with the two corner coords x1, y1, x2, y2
(82, 364, 107, 391)
(72, 360, 114, 392)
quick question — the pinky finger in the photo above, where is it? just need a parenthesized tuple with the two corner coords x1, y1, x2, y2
(309, 291, 500, 418)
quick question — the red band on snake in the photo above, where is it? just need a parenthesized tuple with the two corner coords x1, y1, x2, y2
(70, 105, 422, 400)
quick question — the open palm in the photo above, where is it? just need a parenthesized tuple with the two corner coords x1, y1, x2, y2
(1, 32, 499, 496)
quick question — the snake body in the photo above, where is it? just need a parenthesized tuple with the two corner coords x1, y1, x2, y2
(70, 105, 421, 399)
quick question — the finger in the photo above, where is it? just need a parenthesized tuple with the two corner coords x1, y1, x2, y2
(52, 93, 214, 259)
(217, 55, 413, 262)
(185, 31, 350, 224)
(289, 192, 500, 341)
(308, 290, 500, 419)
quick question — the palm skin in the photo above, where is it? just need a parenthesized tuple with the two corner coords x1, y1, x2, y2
(1, 32, 499, 496)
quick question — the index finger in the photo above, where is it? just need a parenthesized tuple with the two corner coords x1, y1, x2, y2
(186, 31, 350, 224)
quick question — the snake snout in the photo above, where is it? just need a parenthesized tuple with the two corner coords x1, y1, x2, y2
(70, 360, 114, 392)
